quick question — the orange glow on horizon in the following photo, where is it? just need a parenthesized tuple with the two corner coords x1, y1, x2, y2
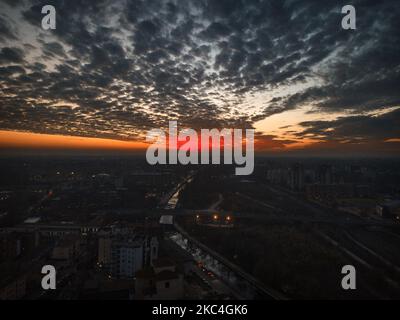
(0, 129, 318, 152)
(0, 130, 148, 150)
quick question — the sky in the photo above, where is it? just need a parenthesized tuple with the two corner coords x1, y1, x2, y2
(0, 0, 399, 155)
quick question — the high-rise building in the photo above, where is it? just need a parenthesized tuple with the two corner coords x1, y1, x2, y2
(98, 232, 159, 279)
(318, 164, 333, 185)
(98, 232, 112, 266)
(0, 232, 21, 262)
(111, 239, 144, 279)
(290, 163, 304, 191)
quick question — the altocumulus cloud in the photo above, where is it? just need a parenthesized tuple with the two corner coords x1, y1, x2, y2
(0, 0, 399, 152)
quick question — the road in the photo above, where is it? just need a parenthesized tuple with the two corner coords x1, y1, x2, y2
(160, 173, 195, 210)
(174, 223, 287, 300)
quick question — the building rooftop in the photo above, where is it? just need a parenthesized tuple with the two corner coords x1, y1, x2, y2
(153, 257, 175, 269)
(156, 270, 180, 282)
(135, 267, 155, 279)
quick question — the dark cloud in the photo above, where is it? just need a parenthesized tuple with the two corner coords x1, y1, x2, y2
(0, 65, 25, 77)
(0, 0, 23, 7)
(263, 0, 400, 116)
(41, 41, 67, 58)
(0, 47, 24, 64)
(199, 22, 231, 40)
(0, 15, 17, 42)
(297, 108, 400, 143)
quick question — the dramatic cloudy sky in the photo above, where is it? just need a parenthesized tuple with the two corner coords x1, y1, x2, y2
(0, 0, 399, 154)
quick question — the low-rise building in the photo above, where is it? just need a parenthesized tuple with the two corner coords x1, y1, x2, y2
(0, 274, 27, 300)
(51, 236, 81, 261)
(376, 200, 400, 220)
(135, 259, 184, 300)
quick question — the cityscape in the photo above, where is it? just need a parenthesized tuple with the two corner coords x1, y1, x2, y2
(1, 156, 400, 299)
(1, 0, 400, 302)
